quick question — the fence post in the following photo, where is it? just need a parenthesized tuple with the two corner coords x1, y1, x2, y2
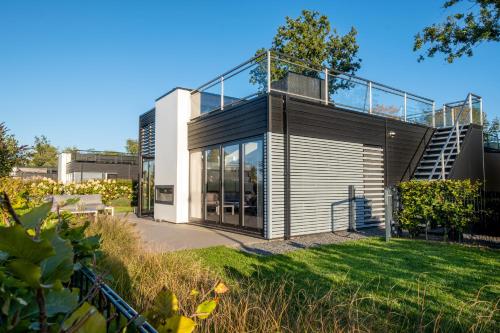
(266, 50, 271, 94)
(324, 68, 328, 105)
(368, 81, 373, 114)
(384, 187, 392, 241)
(468, 93, 473, 124)
(403, 92, 407, 122)
(432, 102, 436, 127)
(348, 185, 357, 231)
(443, 105, 446, 127)
(480, 97, 483, 126)
(220, 76, 224, 111)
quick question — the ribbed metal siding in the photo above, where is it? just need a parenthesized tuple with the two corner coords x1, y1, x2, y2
(362, 145, 385, 226)
(269, 133, 285, 238)
(289, 136, 364, 235)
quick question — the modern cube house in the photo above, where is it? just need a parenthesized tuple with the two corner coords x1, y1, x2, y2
(138, 51, 486, 239)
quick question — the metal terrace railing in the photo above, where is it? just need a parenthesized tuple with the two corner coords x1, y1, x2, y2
(190, 50, 446, 127)
(70, 150, 138, 165)
(485, 131, 500, 151)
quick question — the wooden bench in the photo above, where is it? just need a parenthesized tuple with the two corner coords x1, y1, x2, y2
(51, 194, 114, 220)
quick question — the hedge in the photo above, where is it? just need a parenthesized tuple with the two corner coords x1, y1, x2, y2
(397, 179, 481, 238)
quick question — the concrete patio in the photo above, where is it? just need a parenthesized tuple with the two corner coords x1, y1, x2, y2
(121, 213, 266, 251)
(119, 213, 384, 254)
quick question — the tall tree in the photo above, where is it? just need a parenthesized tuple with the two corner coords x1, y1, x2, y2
(0, 123, 28, 177)
(250, 10, 361, 91)
(125, 139, 139, 154)
(29, 135, 58, 167)
(414, 0, 499, 62)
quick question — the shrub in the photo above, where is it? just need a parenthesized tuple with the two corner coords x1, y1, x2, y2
(397, 179, 481, 238)
(0, 196, 103, 332)
(0, 177, 133, 209)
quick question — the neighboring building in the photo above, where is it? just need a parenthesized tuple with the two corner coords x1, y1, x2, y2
(11, 166, 58, 180)
(138, 51, 486, 239)
(58, 150, 139, 184)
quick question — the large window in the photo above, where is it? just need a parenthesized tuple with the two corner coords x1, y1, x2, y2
(243, 141, 264, 229)
(205, 148, 220, 223)
(189, 151, 203, 221)
(223, 144, 240, 226)
(189, 137, 264, 234)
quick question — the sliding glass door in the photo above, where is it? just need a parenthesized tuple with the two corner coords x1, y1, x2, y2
(140, 157, 154, 216)
(243, 140, 264, 229)
(205, 148, 220, 223)
(189, 137, 264, 234)
(223, 144, 240, 226)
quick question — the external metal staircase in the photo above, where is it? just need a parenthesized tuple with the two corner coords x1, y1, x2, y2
(413, 93, 483, 180)
(414, 125, 468, 179)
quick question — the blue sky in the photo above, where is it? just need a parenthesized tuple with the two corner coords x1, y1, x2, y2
(1, 0, 499, 152)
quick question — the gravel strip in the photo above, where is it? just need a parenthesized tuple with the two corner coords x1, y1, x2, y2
(237, 228, 385, 255)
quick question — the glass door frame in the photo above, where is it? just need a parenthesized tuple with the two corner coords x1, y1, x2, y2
(139, 155, 155, 216)
(195, 135, 264, 234)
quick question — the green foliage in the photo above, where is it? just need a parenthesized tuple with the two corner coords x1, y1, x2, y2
(0, 123, 28, 177)
(397, 179, 481, 237)
(29, 135, 58, 167)
(250, 10, 361, 91)
(125, 139, 139, 154)
(0, 197, 102, 332)
(146, 283, 228, 333)
(0, 178, 133, 213)
(414, 0, 499, 62)
(61, 302, 106, 333)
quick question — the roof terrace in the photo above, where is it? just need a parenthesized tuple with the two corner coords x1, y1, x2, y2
(190, 50, 483, 128)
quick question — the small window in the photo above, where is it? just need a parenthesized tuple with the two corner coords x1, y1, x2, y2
(155, 185, 174, 205)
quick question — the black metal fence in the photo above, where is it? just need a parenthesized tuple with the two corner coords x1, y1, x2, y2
(70, 266, 157, 333)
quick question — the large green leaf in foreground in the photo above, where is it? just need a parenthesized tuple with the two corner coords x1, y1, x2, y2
(0, 225, 54, 263)
(19, 202, 52, 229)
(62, 302, 106, 333)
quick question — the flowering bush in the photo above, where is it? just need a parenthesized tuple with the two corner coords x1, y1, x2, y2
(0, 177, 133, 208)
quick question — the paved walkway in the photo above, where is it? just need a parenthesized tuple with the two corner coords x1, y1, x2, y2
(120, 213, 384, 254)
(121, 213, 266, 252)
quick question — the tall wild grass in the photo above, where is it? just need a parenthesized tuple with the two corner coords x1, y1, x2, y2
(85, 216, 499, 332)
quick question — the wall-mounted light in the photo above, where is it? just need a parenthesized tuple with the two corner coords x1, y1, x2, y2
(388, 131, 396, 138)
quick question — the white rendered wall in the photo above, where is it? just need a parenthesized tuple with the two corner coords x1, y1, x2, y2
(154, 89, 191, 223)
(57, 153, 71, 184)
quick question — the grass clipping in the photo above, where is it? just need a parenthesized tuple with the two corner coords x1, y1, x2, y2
(86, 216, 499, 333)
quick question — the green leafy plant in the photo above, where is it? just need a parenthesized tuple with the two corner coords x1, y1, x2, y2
(397, 179, 480, 239)
(0, 177, 133, 212)
(0, 193, 103, 332)
(145, 282, 229, 333)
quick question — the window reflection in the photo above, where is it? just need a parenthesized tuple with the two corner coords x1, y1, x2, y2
(205, 148, 220, 222)
(223, 144, 240, 226)
(189, 137, 264, 233)
(243, 141, 263, 229)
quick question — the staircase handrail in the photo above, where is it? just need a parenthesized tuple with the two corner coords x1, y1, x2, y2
(428, 93, 471, 179)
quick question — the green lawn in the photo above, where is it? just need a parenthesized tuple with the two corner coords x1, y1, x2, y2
(189, 238, 500, 331)
(109, 196, 134, 213)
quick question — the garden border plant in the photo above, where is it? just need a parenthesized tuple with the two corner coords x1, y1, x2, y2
(0, 189, 226, 333)
(396, 179, 481, 239)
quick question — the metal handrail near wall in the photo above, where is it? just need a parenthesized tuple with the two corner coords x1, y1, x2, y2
(427, 93, 482, 180)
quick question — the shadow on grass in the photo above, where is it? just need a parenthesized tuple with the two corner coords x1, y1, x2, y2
(193, 237, 500, 331)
